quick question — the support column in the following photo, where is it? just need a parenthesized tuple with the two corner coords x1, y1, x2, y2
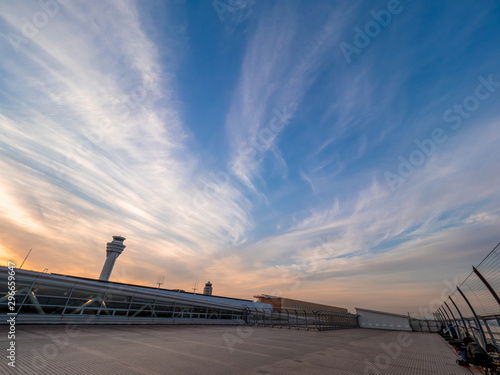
(483, 319, 498, 347)
(439, 307, 450, 326)
(449, 295, 467, 334)
(440, 306, 454, 338)
(473, 266, 500, 309)
(457, 286, 488, 347)
(444, 301, 462, 340)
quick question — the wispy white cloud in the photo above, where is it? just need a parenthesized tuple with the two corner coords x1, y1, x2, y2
(208, 0, 500, 310)
(225, 2, 351, 192)
(0, 0, 499, 314)
(0, 1, 253, 284)
(219, 116, 500, 311)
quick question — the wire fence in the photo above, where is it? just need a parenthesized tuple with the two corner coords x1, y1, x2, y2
(243, 307, 358, 331)
(434, 242, 500, 350)
(409, 318, 441, 333)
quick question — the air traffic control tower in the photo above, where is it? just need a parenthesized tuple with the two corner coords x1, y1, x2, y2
(99, 235, 126, 281)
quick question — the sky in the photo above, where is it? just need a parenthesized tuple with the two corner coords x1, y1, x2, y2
(0, 0, 499, 316)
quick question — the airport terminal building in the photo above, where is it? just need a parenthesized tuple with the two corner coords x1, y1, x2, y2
(1, 236, 360, 328)
(0, 267, 271, 325)
(0, 236, 271, 325)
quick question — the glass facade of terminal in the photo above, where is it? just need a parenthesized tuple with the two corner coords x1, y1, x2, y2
(0, 267, 359, 330)
(0, 268, 247, 323)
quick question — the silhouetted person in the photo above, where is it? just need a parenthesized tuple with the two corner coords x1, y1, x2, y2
(463, 333, 474, 346)
(467, 342, 494, 374)
(448, 324, 458, 339)
(486, 343, 499, 353)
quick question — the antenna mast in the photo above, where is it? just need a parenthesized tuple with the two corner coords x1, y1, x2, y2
(157, 275, 165, 288)
(19, 248, 32, 269)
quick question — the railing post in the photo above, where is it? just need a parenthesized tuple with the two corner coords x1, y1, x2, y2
(467, 318, 480, 344)
(61, 283, 75, 315)
(444, 301, 462, 340)
(473, 266, 500, 309)
(243, 307, 250, 325)
(425, 318, 431, 332)
(483, 319, 498, 347)
(439, 306, 454, 337)
(441, 304, 452, 333)
(436, 308, 445, 324)
(150, 298, 157, 318)
(261, 308, 267, 326)
(449, 295, 468, 335)
(457, 286, 488, 348)
(438, 307, 450, 327)
(407, 312, 414, 331)
(434, 312, 444, 327)
(432, 313, 439, 330)
(439, 309, 449, 330)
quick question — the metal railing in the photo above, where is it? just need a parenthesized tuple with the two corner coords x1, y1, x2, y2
(409, 318, 441, 333)
(433, 242, 500, 350)
(243, 307, 358, 331)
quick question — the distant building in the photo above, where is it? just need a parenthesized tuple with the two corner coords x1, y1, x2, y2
(254, 295, 348, 313)
(203, 281, 213, 296)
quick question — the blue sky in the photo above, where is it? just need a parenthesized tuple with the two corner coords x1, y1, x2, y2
(1, 0, 500, 314)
